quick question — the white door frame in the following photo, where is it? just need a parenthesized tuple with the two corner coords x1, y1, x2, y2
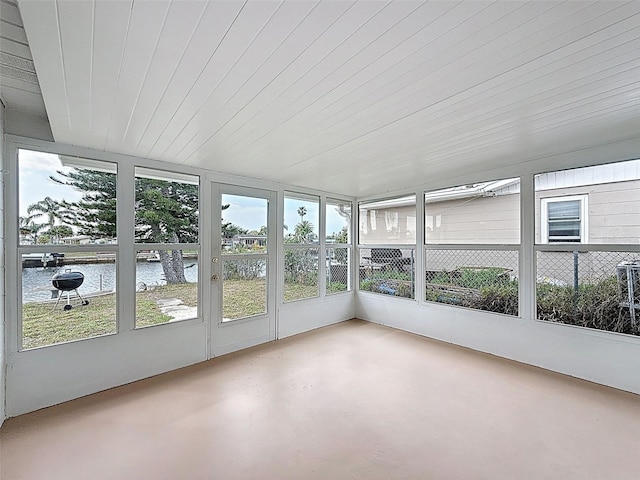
(210, 183, 277, 356)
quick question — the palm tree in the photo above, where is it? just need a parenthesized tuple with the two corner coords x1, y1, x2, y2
(19, 215, 45, 244)
(27, 197, 72, 243)
(297, 206, 307, 223)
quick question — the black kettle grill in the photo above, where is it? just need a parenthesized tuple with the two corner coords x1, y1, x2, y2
(51, 269, 89, 311)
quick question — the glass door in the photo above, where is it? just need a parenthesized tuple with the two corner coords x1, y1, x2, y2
(211, 184, 276, 355)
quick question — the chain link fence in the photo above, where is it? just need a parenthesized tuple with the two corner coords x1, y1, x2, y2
(326, 247, 350, 294)
(536, 250, 640, 335)
(425, 249, 519, 315)
(359, 248, 415, 299)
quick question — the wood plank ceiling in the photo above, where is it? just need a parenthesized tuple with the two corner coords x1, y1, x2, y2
(0, 0, 47, 117)
(16, 0, 640, 197)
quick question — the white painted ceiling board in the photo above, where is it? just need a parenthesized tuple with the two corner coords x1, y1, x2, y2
(235, 8, 640, 172)
(133, 1, 244, 156)
(210, 1, 391, 153)
(15, 0, 640, 198)
(172, 1, 363, 164)
(121, 1, 209, 148)
(103, 1, 171, 151)
(146, 0, 283, 160)
(219, 2, 616, 167)
(57, 0, 93, 133)
(89, 0, 133, 147)
(205, 0, 429, 160)
(162, 0, 329, 161)
(0, 0, 46, 116)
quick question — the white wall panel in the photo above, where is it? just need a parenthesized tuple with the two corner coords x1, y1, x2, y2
(278, 293, 355, 339)
(6, 321, 207, 417)
(356, 293, 640, 395)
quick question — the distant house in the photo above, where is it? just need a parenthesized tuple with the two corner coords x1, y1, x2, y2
(62, 235, 92, 245)
(360, 160, 640, 284)
(232, 234, 267, 249)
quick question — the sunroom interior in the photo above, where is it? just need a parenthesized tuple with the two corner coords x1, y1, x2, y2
(1, 0, 640, 477)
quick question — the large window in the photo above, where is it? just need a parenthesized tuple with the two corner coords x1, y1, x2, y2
(326, 199, 352, 294)
(541, 196, 587, 243)
(359, 195, 416, 299)
(535, 160, 640, 336)
(425, 179, 520, 315)
(283, 193, 319, 302)
(18, 150, 118, 349)
(134, 168, 199, 328)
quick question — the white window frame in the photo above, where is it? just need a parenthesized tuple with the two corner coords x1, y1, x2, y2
(540, 195, 588, 244)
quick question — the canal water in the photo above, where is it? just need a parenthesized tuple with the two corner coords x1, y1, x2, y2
(22, 260, 199, 303)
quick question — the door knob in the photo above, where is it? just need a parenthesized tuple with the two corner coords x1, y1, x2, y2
(211, 274, 219, 281)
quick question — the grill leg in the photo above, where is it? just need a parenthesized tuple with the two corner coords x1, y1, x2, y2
(52, 291, 64, 312)
(74, 289, 89, 306)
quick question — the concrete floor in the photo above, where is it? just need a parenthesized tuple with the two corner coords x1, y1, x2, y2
(1, 319, 639, 480)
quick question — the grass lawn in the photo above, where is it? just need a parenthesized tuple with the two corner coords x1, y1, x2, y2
(22, 280, 350, 349)
(22, 293, 117, 350)
(136, 283, 197, 328)
(223, 278, 266, 320)
(283, 282, 319, 302)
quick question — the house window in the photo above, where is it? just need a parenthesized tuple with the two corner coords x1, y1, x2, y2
(283, 192, 320, 302)
(541, 196, 587, 243)
(18, 149, 118, 349)
(326, 198, 352, 294)
(424, 178, 520, 316)
(134, 168, 200, 327)
(358, 195, 416, 300)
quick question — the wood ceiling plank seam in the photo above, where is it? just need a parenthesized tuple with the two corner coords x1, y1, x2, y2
(279, 3, 633, 153)
(15, 0, 68, 135)
(131, 0, 235, 153)
(276, 95, 638, 177)
(265, 12, 640, 163)
(525, 81, 640, 123)
(215, 0, 432, 158)
(530, 100, 640, 133)
(100, 0, 134, 151)
(53, 0, 71, 132)
(213, 0, 462, 153)
(231, 1, 629, 159)
(89, 0, 134, 148)
(0, 19, 27, 44)
(104, 1, 171, 151)
(57, 0, 94, 135)
(89, 0, 94, 132)
(0, 75, 41, 94)
(146, 0, 280, 160)
(251, 101, 636, 186)
(228, 0, 568, 156)
(391, 88, 638, 158)
(307, 54, 640, 157)
(0, 0, 23, 26)
(274, 1, 570, 154)
(381, 72, 640, 153)
(122, 0, 209, 149)
(0, 35, 31, 58)
(175, 1, 359, 165)
(225, 0, 564, 156)
(167, 0, 327, 163)
(204, 1, 383, 149)
(119, 2, 173, 146)
(295, 1, 583, 136)
(397, 49, 640, 139)
(214, 0, 394, 152)
(312, 109, 638, 176)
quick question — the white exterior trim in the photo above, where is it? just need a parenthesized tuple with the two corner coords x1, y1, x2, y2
(540, 194, 589, 244)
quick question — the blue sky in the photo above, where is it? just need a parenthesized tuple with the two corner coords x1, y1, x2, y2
(19, 150, 350, 237)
